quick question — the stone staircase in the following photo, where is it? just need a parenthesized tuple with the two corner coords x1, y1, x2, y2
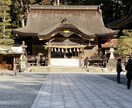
(27, 66, 109, 73)
(28, 66, 86, 72)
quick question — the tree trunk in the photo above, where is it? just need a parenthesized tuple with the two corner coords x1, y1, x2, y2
(3, 10, 5, 39)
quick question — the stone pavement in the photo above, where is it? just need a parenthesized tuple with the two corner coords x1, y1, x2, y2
(0, 71, 47, 108)
(31, 71, 132, 108)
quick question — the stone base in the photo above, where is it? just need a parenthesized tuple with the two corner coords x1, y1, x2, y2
(106, 59, 116, 72)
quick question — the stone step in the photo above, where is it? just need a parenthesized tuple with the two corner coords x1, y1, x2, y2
(28, 66, 87, 72)
(27, 66, 108, 73)
(27, 66, 47, 72)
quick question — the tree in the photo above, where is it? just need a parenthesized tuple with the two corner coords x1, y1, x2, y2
(10, 0, 132, 28)
(0, 0, 14, 47)
(60, 0, 131, 24)
(115, 30, 132, 57)
(11, 0, 46, 28)
(18, 0, 36, 27)
(11, 0, 37, 28)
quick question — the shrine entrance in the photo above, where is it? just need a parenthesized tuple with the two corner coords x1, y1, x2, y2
(45, 37, 86, 66)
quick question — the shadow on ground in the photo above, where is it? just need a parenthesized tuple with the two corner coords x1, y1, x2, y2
(98, 73, 128, 86)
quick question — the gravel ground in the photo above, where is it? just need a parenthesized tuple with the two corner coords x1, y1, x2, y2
(0, 71, 47, 108)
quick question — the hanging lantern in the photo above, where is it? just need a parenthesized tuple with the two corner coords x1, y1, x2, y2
(73, 48, 75, 52)
(62, 48, 64, 52)
(69, 48, 72, 53)
(58, 48, 60, 52)
(54, 48, 56, 52)
(66, 48, 68, 53)
(88, 40, 91, 47)
(77, 48, 79, 52)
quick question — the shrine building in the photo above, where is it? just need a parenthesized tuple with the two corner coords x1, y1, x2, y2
(13, 5, 117, 66)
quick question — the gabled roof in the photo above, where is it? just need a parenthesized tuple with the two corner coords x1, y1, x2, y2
(13, 5, 117, 40)
(45, 39, 86, 48)
(101, 39, 118, 48)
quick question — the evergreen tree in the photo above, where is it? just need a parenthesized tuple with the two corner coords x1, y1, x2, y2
(0, 0, 14, 47)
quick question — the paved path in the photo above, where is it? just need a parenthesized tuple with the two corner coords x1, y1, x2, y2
(31, 72, 132, 108)
(0, 72, 47, 108)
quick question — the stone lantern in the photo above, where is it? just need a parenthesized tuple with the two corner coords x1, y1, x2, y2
(109, 41, 115, 59)
(106, 40, 116, 72)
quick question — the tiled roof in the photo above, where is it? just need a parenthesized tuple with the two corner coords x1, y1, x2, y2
(13, 5, 117, 40)
(101, 39, 118, 48)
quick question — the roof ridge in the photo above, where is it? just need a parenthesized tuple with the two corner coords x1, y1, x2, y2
(30, 5, 99, 10)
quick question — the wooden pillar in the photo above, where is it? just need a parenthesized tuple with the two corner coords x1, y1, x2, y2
(48, 41, 51, 65)
(13, 57, 16, 71)
(57, 0, 60, 5)
(32, 37, 34, 55)
(98, 37, 102, 57)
